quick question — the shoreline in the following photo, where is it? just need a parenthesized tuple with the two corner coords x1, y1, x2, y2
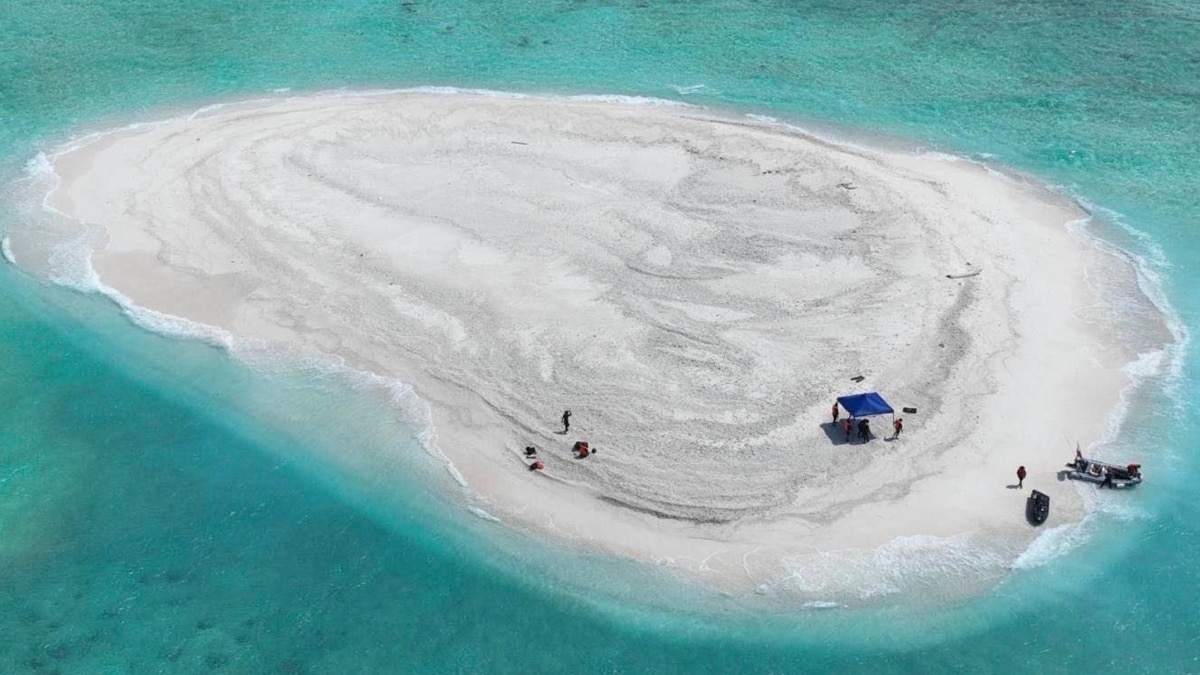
(7, 91, 1170, 602)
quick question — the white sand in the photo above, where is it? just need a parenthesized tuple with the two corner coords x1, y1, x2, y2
(24, 92, 1141, 599)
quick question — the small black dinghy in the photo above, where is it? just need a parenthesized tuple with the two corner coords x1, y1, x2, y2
(1026, 490, 1050, 526)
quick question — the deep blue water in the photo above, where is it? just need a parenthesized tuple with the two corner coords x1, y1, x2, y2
(2, 1, 1199, 672)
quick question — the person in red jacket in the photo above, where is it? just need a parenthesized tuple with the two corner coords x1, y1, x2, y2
(1016, 465, 1027, 489)
(892, 418, 903, 439)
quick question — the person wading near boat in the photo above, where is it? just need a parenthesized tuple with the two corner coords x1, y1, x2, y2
(561, 409, 571, 433)
(1016, 465, 1027, 489)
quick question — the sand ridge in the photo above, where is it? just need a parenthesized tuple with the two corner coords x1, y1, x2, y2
(22, 92, 1137, 600)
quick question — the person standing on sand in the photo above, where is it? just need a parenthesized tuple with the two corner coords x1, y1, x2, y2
(561, 409, 571, 433)
(843, 418, 852, 442)
(1017, 465, 1027, 489)
(892, 418, 903, 439)
(832, 402, 840, 424)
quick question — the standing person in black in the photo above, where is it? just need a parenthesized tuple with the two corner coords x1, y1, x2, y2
(561, 409, 571, 433)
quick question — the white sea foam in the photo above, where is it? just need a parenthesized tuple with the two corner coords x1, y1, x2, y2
(218, 335, 472, 491)
(1104, 349, 1168, 444)
(745, 113, 779, 124)
(766, 534, 1010, 602)
(44, 229, 237, 350)
(15, 151, 54, 186)
(46, 230, 104, 291)
(348, 369, 469, 489)
(567, 93, 693, 107)
(1, 237, 15, 265)
(801, 600, 841, 609)
(115, 299, 235, 349)
(1012, 521, 1088, 570)
(1069, 201, 1189, 387)
(24, 152, 61, 211)
(469, 506, 502, 523)
(1025, 480, 1156, 574)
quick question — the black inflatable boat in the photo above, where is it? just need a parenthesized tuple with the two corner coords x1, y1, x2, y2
(1026, 490, 1050, 526)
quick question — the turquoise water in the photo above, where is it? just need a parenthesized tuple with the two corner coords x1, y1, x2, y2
(2, 0, 1199, 671)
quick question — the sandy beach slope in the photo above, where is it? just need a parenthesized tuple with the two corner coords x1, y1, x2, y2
(21, 92, 1142, 598)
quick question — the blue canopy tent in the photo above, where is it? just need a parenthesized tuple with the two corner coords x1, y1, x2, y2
(836, 392, 894, 418)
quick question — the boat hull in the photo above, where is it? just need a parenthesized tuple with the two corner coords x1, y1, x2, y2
(1026, 490, 1050, 525)
(1065, 457, 1143, 489)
